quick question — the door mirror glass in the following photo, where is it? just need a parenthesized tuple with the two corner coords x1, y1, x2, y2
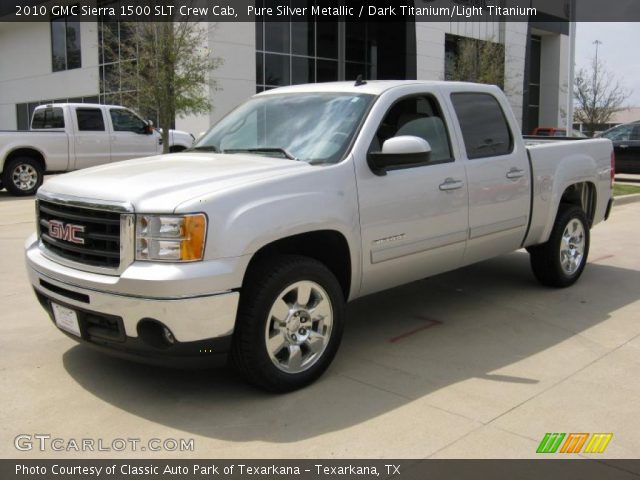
(367, 136, 432, 176)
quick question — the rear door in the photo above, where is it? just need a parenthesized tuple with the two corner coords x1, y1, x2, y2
(356, 91, 469, 297)
(449, 91, 531, 266)
(108, 108, 160, 162)
(72, 107, 111, 169)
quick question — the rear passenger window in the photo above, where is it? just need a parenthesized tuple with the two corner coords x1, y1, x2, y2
(451, 93, 512, 159)
(370, 95, 453, 163)
(31, 107, 64, 129)
(76, 108, 105, 131)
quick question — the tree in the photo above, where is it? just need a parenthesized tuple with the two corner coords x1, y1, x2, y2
(574, 54, 630, 136)
(447, 37, 505, 89)
(105, 22, 221, 152)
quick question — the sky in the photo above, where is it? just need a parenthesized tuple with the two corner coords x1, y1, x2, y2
(575, 23, 640, 106)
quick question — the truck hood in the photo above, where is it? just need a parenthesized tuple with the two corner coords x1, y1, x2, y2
(39, 152, 308, 212)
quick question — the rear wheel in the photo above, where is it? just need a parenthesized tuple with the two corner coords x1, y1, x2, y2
(2, 157, 43, 196)
(232, 255, 345, 392)
(529, 204, 590, 288)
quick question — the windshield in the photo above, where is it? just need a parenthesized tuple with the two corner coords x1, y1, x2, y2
(193, 93, 374, 164)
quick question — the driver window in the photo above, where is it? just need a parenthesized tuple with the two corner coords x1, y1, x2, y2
(110, 109, 147, 133)
(370, 95, 453, 162)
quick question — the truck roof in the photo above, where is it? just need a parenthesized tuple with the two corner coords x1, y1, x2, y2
(257, 80, 495, 96)
(34, 103, 127, 110)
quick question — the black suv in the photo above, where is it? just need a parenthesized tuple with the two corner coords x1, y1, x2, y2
(600, 121, 640, 174)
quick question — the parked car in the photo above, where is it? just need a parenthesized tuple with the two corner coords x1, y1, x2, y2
(26, 81, 614, 392)
(598, 121, 640, 174)
(157, 128, 195, 153)
(531, 127, 587, 138)
(0, 103, 193, 196)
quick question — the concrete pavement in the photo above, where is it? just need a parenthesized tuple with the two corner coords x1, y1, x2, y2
(1, 191, 639, 459)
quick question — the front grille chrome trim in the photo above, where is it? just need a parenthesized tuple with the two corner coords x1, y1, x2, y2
(36, 195, 135, 276)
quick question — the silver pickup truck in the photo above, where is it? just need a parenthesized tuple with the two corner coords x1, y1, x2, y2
(25, 81, 614, 392)
(1, 103, 194, 196)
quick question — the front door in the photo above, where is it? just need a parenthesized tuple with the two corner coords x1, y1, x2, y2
(356, 94, 469, 297)
(108, 108, 160, 162)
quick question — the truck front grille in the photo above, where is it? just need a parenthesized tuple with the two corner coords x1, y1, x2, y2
(38, 200, 121, 268)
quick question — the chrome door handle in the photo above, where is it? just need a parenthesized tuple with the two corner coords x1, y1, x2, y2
(439, 178, 464, 191)
(506, 168, 525, 180)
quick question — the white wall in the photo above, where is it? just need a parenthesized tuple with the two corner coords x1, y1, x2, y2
(415, 22, 447, 80)
(538, 32, 570, 128)
(0, 22, 99, 129)
(176, 22, 256, 135)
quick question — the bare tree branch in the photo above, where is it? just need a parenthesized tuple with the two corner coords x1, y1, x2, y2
(574, 55, 630, 136)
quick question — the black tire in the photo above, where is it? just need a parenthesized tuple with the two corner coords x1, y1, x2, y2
(529, 204, 590, 288)
(169, 146, 186, 153)
(231, 255, 345, 392)
(2, 157, 44, 196)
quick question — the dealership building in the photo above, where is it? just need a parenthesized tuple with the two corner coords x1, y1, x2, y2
(0, 1, 574, 135)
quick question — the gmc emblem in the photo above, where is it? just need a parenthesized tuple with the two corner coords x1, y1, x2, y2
(48, 220, 85, 245)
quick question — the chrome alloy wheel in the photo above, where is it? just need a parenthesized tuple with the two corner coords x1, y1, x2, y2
(11, 163, 38, 191)
(264, 280, 334, 374)
(560, 219, 585, 275)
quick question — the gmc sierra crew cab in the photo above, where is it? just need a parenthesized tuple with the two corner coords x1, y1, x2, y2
(1, 103, 194, 196)
(25, 81, 615, 392)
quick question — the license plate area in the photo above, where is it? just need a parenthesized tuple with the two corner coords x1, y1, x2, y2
(52, 302, 81, 337)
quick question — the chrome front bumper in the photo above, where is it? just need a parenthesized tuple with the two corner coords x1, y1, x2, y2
(26, 234, 244, 361)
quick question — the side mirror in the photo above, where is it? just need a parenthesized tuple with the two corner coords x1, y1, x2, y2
(367, 136, 432, 176)
(146, 120, 154, 127)
(143, 124, 154, 135)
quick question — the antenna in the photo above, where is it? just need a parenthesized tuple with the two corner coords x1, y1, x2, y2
(354, 75, 367, 86)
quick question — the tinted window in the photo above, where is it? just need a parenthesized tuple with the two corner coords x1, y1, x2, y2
(109, 109, 146, 133)
(51, 17, 82, 72)
(371, 95, 453, 163)
(76, 109, 105, 131)
(16, 104, 29, 131)
(51, 18, 66, 72)
(451, 93, 512, 159)
(31, 108, 65, 129)
(605, 124, 640, 141)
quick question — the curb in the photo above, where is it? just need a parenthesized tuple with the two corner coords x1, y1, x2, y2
(614, 193, 640, 206)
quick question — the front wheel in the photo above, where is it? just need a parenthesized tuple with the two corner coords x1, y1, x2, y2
(2, 157, 43, 196)
(529, 204, 590, 288)
(232, 255, 345, 392)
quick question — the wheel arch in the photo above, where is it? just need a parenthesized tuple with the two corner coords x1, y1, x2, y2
(558, 181, 597, 227)
(3, 148, 46, 173)
(242, 230, 352, 301)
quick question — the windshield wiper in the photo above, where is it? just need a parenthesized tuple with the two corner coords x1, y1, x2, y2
(189, 145, 220, 152)
(223, 147, 297, 161)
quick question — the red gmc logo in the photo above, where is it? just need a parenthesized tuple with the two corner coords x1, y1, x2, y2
(48, 220, 85, 245)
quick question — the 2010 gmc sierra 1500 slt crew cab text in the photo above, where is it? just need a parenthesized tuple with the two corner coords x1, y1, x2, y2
(25, 81, 615, 392)
(0, 103, 194, 196)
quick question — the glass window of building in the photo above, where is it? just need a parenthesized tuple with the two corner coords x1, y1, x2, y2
(51, 17, 81, 72)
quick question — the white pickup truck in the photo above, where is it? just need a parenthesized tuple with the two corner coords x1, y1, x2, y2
(0, 103, 194, 196)
(25, 81, 614, 392)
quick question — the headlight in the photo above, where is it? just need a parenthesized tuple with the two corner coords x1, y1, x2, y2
(136, 214, 206, 262)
